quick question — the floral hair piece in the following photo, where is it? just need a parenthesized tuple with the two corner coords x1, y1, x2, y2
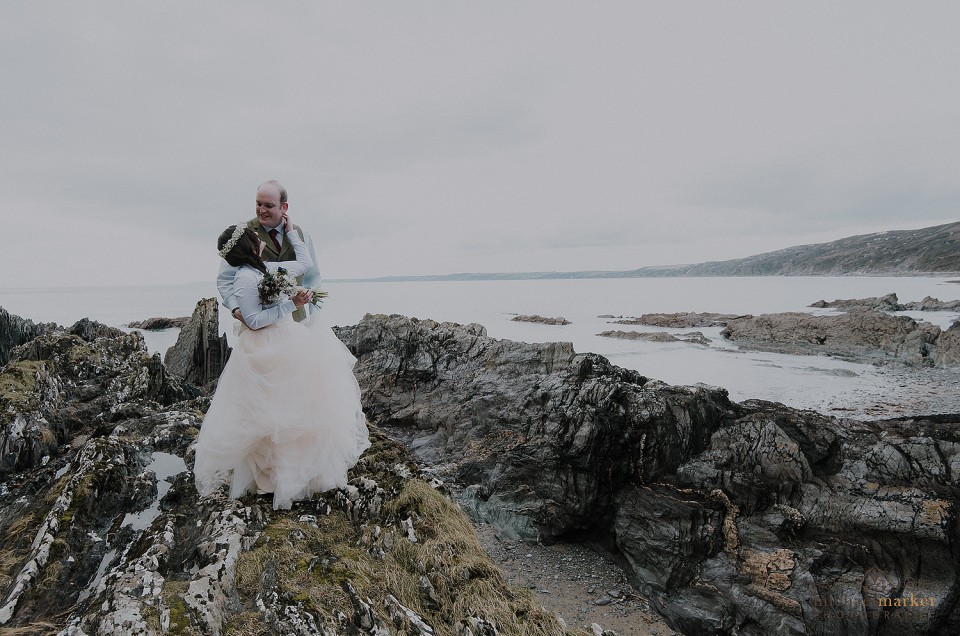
(218, 224, 248, 258)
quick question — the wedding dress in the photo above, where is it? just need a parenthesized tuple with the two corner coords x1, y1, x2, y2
(194, 231, 369, 510)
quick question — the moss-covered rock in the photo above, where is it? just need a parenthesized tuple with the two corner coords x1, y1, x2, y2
(0, 311, 579, 636)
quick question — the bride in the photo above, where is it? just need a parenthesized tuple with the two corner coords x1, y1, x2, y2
(194, 214, 370, 510)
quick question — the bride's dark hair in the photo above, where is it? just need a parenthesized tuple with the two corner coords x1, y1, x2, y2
(218, 225, 267, 273)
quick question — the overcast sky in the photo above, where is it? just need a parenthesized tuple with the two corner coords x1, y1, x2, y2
(3, 2, 958, 288)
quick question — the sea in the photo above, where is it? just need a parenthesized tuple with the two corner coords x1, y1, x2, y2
(3, 276, 959, 418)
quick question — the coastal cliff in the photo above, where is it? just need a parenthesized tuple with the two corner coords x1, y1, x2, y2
(2, 304, 960, 635)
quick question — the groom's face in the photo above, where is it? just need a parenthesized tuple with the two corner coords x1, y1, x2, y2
(255, 185, 287, 229)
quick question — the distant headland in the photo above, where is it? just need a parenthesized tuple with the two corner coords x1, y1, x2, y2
(331, 221, 960, 282)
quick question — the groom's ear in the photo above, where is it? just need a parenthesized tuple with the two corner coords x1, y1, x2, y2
(280, 201, 289, 213)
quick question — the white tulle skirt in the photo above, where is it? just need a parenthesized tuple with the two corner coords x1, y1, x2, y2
(194, 314, 370, 510)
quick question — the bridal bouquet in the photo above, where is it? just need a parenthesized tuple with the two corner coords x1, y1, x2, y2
(259, 268, 328, 307)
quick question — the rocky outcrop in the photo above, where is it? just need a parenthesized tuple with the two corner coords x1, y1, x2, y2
(345, 313, 960, 635)
(0, 318, 196, 476)
(8, 306, 960, 635)
(511, 315, 572, 325)
(721, 309, 950, 366)
(0, 307, 55, 367)
(673, 404, 960, 635)
(127, 316, 190, 330)
(0, 310, 571, 636)
(612, 312, 748, 328)
(810, 293, 903, 312)
(934, 322, 960, 367)
(810, 293, 960, 312)
(348, 314, 731, 544)
(597, 330, 711, 345)
(616, 299, 960, 365)
(906, 296, 960, 311)
(598, 330, 681, 342)
(163, 298, 230, 389)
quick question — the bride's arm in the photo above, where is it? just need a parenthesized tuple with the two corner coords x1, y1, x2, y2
(234, 269, 297, 330)
(267, 228, 313, 277)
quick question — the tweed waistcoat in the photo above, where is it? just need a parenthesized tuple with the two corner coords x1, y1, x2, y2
(247, 218, 308, 322)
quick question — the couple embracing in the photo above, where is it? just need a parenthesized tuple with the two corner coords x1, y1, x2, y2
(194, 180, 370, 510)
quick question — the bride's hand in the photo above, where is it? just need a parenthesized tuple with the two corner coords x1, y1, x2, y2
(292, 288, 312, 308)
(282, 212, 294, 234)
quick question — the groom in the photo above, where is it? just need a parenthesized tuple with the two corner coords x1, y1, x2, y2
(217, 180, 322, 323)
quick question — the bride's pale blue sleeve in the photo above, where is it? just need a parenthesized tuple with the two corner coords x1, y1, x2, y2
(235, 269, 296, 330)
(266, 230, 313, 277)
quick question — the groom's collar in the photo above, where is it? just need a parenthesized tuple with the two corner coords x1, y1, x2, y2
(260, 220, 284, 233)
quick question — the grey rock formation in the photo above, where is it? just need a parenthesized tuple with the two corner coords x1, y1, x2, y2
(163, 298, 230, 389)
(127, 316, 190, 330)
(597, 330, 682, 342)
(597, 330, 711, 345)
(675, 404, 960, 635)
(810, 293, 960, 312)
(721, 309, 947, 366)
(511, 315, 572, 325)
(613, 312, 748, 328)
(0, 311, 569, 636)
(0, 315, 196, 476)
(345, 313, 960, 635)
(8, 306, 960, 635)
(0, 307, 55, 367)
(934, 321, 960, 367)
(810, 292, 903, 312)
(905, 296, 960, 311)
(348, 314, 731, 544)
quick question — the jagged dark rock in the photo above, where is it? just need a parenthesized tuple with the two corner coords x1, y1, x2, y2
(906, 296, 960, 311)
(511, 315, 572, 325)
(127, 316, 190, 330)
(720, 308, 955, 366)
(810, 292, 960, 312)
(0, 307, 55, 367)
(597, 330, 682, 342)
(0, 318, 196, 476)
(810, 292, 904, 311)
(163, 298, 230, 390)
(612, 312, 748, 328)
(347, 313, 731, 542)
(345, 313, 960, 635)
(8, 306, 960, 635)
(0, 311, 572, 636)
(597, 330, 712, 345)
(935, 322, 960, 367)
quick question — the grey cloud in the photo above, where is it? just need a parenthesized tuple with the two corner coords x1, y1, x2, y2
(5, 2, 960, 287)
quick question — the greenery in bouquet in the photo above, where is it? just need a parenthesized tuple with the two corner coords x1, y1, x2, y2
(259, 267, 329, 307)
